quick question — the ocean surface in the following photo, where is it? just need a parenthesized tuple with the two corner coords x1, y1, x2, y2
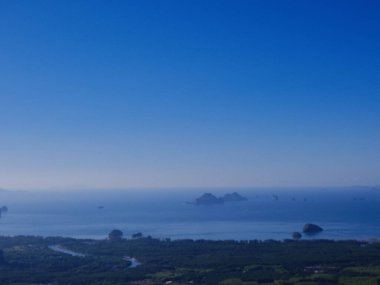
(0, 187, 379, 241)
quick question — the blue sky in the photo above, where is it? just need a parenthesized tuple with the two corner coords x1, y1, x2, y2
(0, 0, 379, 189)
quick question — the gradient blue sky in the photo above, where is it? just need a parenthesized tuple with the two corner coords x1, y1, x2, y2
(0, 0, 379, 190)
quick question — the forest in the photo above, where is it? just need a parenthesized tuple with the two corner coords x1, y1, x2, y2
(0, 235, 380, 284)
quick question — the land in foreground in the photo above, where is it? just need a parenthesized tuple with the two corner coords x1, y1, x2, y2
(1, 235, 380, 285)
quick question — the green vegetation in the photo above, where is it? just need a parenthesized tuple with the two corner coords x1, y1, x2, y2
(108, 229, 124, 241)
(1, 236, 380, 284)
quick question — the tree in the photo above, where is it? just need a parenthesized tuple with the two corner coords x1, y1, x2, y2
(292, 232, 302, 240)
(132, 232, 143, 239)
(108, 229, 123, 241)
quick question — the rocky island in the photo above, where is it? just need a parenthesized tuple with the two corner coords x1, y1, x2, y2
(222, 192, 248, 202)
(194, 192, 247, 205)
(0, 206, 8, 217)
(303, 223, 324, 235)
(195, 193, 224, 205)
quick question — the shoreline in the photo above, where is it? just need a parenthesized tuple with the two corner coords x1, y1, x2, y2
(1, 234, 379, 243)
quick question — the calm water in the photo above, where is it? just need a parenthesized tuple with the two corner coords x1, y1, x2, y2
(0, 187, 379, 241)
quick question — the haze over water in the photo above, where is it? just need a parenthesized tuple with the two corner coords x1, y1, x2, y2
(1, 187, 379, 241)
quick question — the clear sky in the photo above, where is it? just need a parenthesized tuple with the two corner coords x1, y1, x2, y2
(0, 0, 379, 190)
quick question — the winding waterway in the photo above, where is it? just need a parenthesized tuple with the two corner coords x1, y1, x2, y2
(48, 244, 142, 268)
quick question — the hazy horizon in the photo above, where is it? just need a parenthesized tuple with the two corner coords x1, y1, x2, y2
(1, 1, 379, 190)
(0, 185, 380, 193)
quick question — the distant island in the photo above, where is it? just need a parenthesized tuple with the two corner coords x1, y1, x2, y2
(303, 223, 324, 235)
(222, 192, 248, 202)
(194, 192, 247, 205)
(0, 206, 8, 217)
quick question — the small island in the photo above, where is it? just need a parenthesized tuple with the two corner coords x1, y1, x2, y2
(222, 192, 248, 202)
(194, 192, 247, 205)
(195, 193, 224, 205)
(0, 206, 8, 217)
(303, 223, 324, 235)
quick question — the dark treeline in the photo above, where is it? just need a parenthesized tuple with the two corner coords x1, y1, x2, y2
(0, 235, 380, 284)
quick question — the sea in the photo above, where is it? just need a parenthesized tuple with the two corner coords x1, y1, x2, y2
(0, 187, 379, 241)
